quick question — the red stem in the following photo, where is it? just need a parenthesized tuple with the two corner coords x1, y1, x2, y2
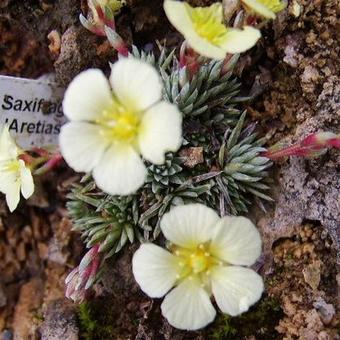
(116, 42, 129, 57)
(19, 153, 35, 165)
(263, 145, 307, 160)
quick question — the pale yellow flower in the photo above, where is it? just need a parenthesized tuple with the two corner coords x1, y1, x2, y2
(60, 58, 182, 196)
(242, 0, 286, 19)
(133, 204, 264, 330)
(164, 0, 261, 60)
(0, 126, 34, 212)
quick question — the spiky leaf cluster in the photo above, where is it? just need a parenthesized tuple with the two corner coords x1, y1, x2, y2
(161, 58, 243, 120)
(140, 179, 215, 238)
(67, 176, 141, 259)
(131, 46, 245, 127)
(210, 111, 273, 215)
(146, 153, 185, 194)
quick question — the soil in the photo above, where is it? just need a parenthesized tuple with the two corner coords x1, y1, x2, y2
(0, 0, 339, 339)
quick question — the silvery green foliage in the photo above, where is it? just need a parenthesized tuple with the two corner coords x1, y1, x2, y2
(67, 46, 273, 290)
(146, 153, 185, 195)
(212, 111, 273, 215)
(67, 175, 142, 258)
(131, 45, 245, 125)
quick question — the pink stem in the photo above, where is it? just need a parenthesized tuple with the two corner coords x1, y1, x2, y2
(263, 145, 310, 160)
(19, 153, 35, 165)
(116, 43, 129, 57)
(34, 153, 63, 175)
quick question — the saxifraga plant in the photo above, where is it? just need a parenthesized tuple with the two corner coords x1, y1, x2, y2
(66, 46, 272, 294)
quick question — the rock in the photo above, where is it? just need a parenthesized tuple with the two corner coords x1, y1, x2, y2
(47, 30, 61, 58)
(47, 237, 68, 265)
(12, 278, 44, 340)
(283, 34, 302, 68)
(1, 330, 13, 340)
(54, 25, 115, 87)
(302, 261, 321, 290)
(313, 297, 336, 325)
(39, 300, 78, 340)
(47, 217, 74, 265)
(0, 283, 6, 308)
(179, 147, 204, 168)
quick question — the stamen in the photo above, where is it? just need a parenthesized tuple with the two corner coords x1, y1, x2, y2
(98, 100, 140, 143)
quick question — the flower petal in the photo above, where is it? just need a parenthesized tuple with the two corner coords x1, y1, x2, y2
(220, 26, 261, 54)
(209, 216, 262, 266)
(59, 122, 109, 173)
(63, 69, 113, 121)
(164, 0, 227, 60)
(19, 160, 34, 199)
(0, 166, 20, 211)
(211, 266, 264, 316)
(139, 101, 182, 164)
(0, 164, 13, 187)
(93, 144, 147, 195)
(0, 125, 19, 160)
(161, 277, 216, 330)
(242, 0, 276, 19)
(160, 204, 220, 249)
(132, 243, 180, 298)
(109, 58, 162, 112)
(6, 183, 20, 212)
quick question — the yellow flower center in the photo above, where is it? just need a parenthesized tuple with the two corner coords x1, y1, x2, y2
(0, 159, 21, 184)
(190, 248, 209, 273)
(97, 99, 141, 145)
(4, 160, 20, 172)
(173, 243, 222, 280)
(185, 3, 229, 46)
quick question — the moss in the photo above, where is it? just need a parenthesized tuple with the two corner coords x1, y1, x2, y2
(207, 297, 283, 339)
(78, 302, 116, 340)
(208, 315, 237, 339)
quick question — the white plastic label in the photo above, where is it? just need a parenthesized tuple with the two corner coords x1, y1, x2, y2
(0, 75, 66, 148)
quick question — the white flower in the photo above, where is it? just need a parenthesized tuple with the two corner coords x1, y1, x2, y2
(164, 0, 261, 60)
(60, 58, 182, 196)
(241, 0, 286, 19)
(132, 203, 264, 330)
(0, 126, 34, 212)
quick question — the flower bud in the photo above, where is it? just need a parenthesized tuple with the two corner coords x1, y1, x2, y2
(65, 245, 101, 303)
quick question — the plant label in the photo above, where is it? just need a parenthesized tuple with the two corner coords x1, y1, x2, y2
(0, 75, 66, 148)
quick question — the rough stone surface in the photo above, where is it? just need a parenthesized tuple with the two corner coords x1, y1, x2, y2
(268, 225, 338, 339)
(39, 300, 79, 340)
(259, 145, 340, 266)
(0, 283, 6, 308)
(12, 278, 44, 340)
